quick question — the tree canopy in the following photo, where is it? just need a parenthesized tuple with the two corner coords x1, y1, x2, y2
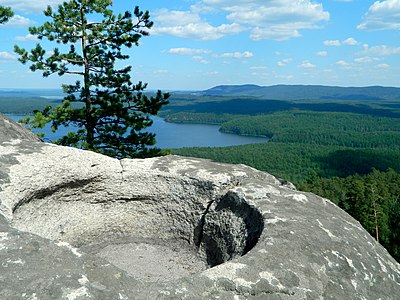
(15, 0, 169, 158)
(0, 6, 14, 24)
(299, 169, 400, 263)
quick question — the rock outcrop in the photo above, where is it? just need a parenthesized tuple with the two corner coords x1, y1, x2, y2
(1, 114, 400, 299)
(0, 114, 39, 142)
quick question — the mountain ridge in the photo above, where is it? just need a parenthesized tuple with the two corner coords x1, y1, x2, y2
(201, 84, 400, 101)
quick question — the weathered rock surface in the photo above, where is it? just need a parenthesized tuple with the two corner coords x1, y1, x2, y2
(0, 114, 40, 142)
(1, 114, 400, 299)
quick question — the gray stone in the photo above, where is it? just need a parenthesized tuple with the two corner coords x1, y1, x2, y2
(1, 116, 400, 299)
(0, 114, 40, 142)
(0, 115, 41, 193)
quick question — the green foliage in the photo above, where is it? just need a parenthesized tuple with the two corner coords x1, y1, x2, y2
(389, 196, 400, 260)
(14, 0, 169, 158)
(172, 112, 400, 181)
(162, 112, 237, 125)
(0, 6, 13, 24)
(0, 96, 59, 114)
(173, 142, 320, 181)
(172, 143, 400, 182)
(299, 169, 400, 263)
(162, 95, 400, 118)
(220, 111, 400, 148)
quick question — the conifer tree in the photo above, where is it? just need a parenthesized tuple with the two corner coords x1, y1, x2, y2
(0, 6, 13, 24)
(15, 0, 169, 158)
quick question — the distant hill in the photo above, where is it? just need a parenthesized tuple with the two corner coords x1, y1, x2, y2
(202, 84, 400, 101)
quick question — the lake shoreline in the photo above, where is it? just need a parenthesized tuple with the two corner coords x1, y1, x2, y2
(4, 114, 268, 149)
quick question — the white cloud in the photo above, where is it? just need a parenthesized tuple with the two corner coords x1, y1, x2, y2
(317, 51, 328, 56)
(336, 60, 352, 69)
(214, 51, 254, 58)
(205, 71, 219, 76)
(375, 63, 390, 69)
(167, 47, 252, 62)
(322, 38, 358, 47)
(358, 0, 400, 31)
(190, 2, 218, 14)
(275, 74, 294, 80)
(192, 56, 210, 64)
(0, 52, 17, 60)
(14, 34, 38, 42)
(360, 44, 400, 56)
(342, 37, 358, 45)
(323, 40, 341, 46)
(299, 60, 316, 68)
(336, 60, 348, 66)
(167, 48, 210, 55)
(224, 0, 329, 41)
(152, 9, 244, 40)
(277, 58, 292, 66)
(354, 56, 383, 64)
(154, 69, 168, 74)
(0, 14, 34, 28)
(354, 56, 375, 63)
(250, 66, 267, 70)
(0, 0, 64, 14)
(153, 1, 329, 41)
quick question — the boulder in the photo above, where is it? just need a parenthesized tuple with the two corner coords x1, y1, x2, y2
(0, 116, 399, 299)
(0, 114, 40, 142)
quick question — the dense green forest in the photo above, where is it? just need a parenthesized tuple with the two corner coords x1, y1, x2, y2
(300, 169, 400, 262)
(220, 111, 400, 148)
(173, 143, 400, 181)
(164, 98, 400, 118)
(0, 93, 83, 114)
(161, 111, 237, 125)
(0, 96, 60, 114)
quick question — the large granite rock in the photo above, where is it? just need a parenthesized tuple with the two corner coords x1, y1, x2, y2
(0, 114, 40, 142)
(0, 115, 399, 299)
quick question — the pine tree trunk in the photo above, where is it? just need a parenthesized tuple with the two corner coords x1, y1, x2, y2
(371, 186, 379, 243)
(80, 3, 94, 147)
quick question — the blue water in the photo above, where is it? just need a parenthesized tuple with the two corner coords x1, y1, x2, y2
(6, 115, 267, 149)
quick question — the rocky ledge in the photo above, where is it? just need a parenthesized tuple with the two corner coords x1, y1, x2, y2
(0, 115, 399, 299)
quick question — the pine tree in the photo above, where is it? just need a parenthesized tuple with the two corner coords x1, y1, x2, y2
(14, 0, 169, 158)
(0, 6, 13, 24)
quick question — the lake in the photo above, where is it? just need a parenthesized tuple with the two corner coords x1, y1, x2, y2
(6, 115, 267, 149)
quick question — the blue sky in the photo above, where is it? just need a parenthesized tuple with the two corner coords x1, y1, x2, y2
(0, 0, 400, 91)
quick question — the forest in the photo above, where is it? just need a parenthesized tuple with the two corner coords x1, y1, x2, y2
(300, 169, 400, 262)
(220, 111, 400, 148)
